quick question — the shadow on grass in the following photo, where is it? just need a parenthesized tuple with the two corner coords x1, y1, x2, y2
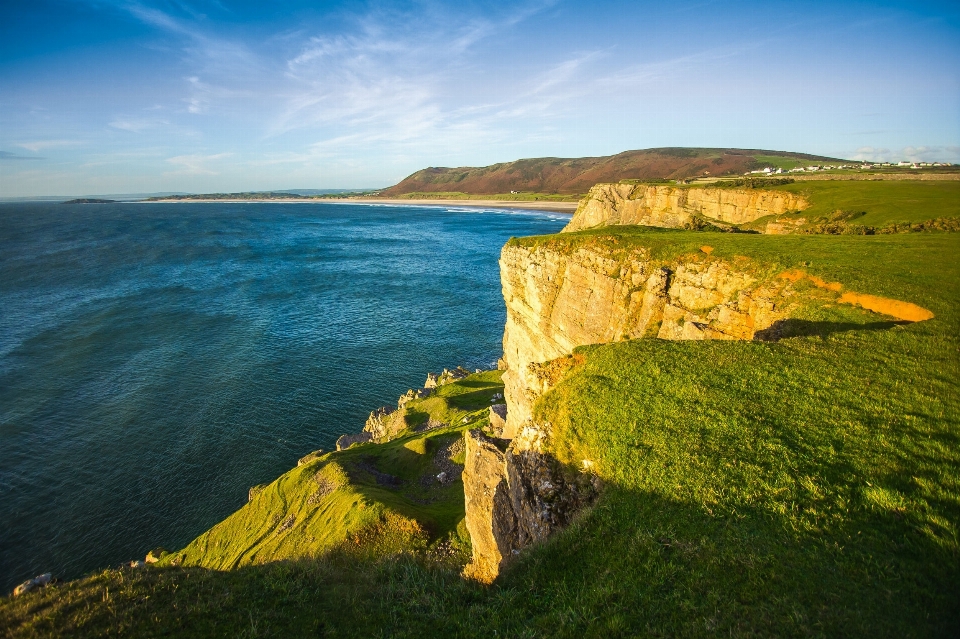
(4, 479, 957, 638)
(756, 318, 911, 341)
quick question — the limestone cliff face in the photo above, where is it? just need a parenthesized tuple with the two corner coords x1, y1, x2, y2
(563, 183, 808, 232)
(464, 239, 933, 581)
(498, 244, 784, 437)
(462, 242, 791, 581)
(462, 428, 598, 583)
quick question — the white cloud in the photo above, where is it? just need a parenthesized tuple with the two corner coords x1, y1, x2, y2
(109, 117, 168, 132)
(852, 146, 960, 163)
(165, 152, 233, 175)
(16, 140, 81, 152)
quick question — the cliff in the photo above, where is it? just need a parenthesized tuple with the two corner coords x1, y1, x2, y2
(563, 183, 809, 232)
(458, 232, 937, 581)
(498, 243, 788, 438)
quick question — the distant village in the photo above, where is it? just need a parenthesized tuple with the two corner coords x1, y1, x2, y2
(746, 160, 954, 175)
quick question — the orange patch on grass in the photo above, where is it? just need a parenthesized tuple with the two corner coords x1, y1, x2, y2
(808, 276, 843, 292)
(838, 292, 934, 322)
(778, 269, 933, 322)
(700, 245, 714, 255)
(777, 269, 842, 291)
(778, 269, 806, 282)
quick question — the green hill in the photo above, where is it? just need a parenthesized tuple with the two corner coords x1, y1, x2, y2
(380, 148, 844, 196)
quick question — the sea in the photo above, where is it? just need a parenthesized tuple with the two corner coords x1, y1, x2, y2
(0, 201, 569, 592)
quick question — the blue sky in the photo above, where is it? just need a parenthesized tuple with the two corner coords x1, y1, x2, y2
(1, 0, 958, 196)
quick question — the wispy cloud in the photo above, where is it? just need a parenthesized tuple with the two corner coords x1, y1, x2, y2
(165, 152, 232, 175)
(109, 117, 168, 132)
(0, 150, 44, 161)
(265, 0, 584, 160)
(16, 140, 80, 152)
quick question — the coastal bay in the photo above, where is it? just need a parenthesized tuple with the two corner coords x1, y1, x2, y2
(0, 201, 568, 593)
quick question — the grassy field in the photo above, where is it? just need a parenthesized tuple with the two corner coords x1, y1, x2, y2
(761, 180, 960, 229)
(1, 231, 957, 637)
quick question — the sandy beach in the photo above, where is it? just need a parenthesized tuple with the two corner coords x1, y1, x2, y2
(347, 198, 577, 212)
(143, 197, 578, 212)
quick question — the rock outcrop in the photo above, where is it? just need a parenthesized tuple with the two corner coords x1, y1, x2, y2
(364, 406, 400, 441)
(499, 244, 786, 437)
(462, 429, 598, 583)
(488, 404, 507, 437)
(336, 383, 438, 449)
(336, 431, 372, 451)
(13, 573, 52, 597)
(298, 449, 325, 466)
(463, 237, 939, 581)
(563, 183, 808, 232)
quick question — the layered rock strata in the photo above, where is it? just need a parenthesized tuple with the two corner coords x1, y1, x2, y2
(463, 239, 936, 582)
(563, 183, 808, 233)
(498, 244, 785, 437)
(460, 243, 790, 581)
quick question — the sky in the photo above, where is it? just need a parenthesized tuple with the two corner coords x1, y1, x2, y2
(0, 0, 958, 196)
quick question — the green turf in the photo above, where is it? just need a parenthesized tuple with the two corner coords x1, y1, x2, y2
(2, 232, 957, 637)
(768, 180, 960, 228)
(147, 370, 504, 572)
(750, 154, 812, 170)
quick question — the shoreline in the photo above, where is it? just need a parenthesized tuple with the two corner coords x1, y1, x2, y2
(140, 197, 578, 213)
(347, 198, 578, 212)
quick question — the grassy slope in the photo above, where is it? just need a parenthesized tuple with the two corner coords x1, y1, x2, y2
(158, 370, 504, 570)
(2, 233, 958, 637)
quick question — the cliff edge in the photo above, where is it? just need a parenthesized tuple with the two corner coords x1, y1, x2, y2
(563, 183, 808, 233)
(460, 230, 936, 581)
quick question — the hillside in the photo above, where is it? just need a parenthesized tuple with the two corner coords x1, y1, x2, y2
(379, 148, 844, 196)
(3, 221, 958, 636)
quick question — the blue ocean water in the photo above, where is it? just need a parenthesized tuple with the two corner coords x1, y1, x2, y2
(0, 201, 568, 591)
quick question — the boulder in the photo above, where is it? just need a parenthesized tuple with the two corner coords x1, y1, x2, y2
(424, 372, 438, 389)
(488, 404, 507, 437)
(13, 573, 52, 597)
(462, 430, 515, 584)
(336, 431, 372, 451)
(145, 548, 168, 564)
(297, 449, 325, 466)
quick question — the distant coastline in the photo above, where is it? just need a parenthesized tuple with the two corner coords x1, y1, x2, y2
(141, 197, 578, 213)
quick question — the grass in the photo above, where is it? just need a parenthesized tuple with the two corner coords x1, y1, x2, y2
(759, 180, 960, 228)
(750, 154, 813, 170)
(2, 231, 958, 637)
(149, 370, 504, 572)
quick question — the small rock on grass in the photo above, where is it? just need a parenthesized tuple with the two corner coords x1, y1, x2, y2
(13, 573, 52, 597)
